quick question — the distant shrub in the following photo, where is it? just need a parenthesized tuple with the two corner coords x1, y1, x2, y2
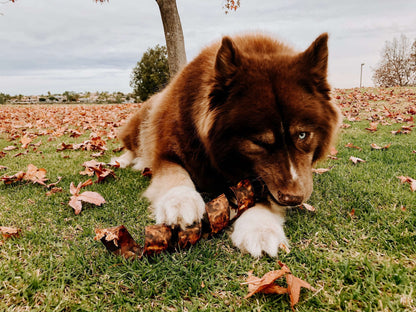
(0, 93, 11, 104)
(130, 45, 170, 102)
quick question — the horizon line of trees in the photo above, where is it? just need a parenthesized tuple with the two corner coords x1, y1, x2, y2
(0, 91, 136, 105)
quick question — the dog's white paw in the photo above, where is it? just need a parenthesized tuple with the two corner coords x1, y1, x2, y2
(153, 186, 205, 228)
(231, 206, 289, 257)
(110, 150, 135, 168)
(131, 158, 145, 171)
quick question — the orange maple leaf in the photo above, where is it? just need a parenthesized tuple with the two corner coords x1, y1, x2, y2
(312, 168, 331, 174)
(1, 171, 26, 184)
(20, 134, 33, 149)
(370, 143, 391, 150)
(24, 164, 48, 186)
(243, 266, 291, 299)
(301, 203, 316, 212)
(68, 179, 106, 214)
(0, 226, 22, 240)
(349, 156, 366, 164)
(243, 262, 316, 310)
(80, 160, 116, 183)
(397, 176, 416, 192)
(345, 143, 362, 151)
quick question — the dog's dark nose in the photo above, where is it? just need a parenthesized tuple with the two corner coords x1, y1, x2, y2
(277, 191, 303, 206)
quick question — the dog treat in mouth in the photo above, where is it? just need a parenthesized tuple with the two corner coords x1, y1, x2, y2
(95, 178, 263, 258)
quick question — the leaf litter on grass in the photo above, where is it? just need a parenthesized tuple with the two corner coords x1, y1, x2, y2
(1, 91, 416, 310)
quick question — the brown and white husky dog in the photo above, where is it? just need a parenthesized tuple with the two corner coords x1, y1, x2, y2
(113, 32, 341, 257)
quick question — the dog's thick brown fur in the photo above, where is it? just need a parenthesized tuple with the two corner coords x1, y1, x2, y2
(114, 33, 341, 257)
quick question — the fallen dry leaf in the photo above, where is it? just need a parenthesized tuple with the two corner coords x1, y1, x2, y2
(286, 270, 316, 308)
(312, 168, 331, 174)
(68, 179, 106, 214)
(391, 125, 412, 135)
(46, 176, 62, 189)
(340, 123, 351, 129)
(243, 266, 291, 299)
(45, 187, 63, 196)
(4, 145, 17, 151)
(301, 203, 316, 212)
(365, 121, 378, 132)
(1, 171, 26, 184)
(345, 143, 362, 151)
(370, 143, 391, 150)
(24, 164, 48, 186)
(91, 151, 105, 158)
(13, 150, 29, 158)
(1, 164, 61, 188)
(397, 175, 416, 192)
(349, 156, 366, 164)
(73, 134, 108, 152)
(243, 262, 316, 310)
(330, 146, 338, 156)
(112, 146, 124, 153)
(279, 242, 291, 254)
(0, 226, 22, 240)
(81, 160, 116, 183)
(56, 142, 74, 151)
(21, 134, 33, 149)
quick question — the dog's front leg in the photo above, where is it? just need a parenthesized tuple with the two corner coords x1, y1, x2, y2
(231, 203, 289, 257)
(144, 161, 205, 229)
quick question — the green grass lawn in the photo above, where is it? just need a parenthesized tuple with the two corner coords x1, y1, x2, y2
(1, 89, 415, 311)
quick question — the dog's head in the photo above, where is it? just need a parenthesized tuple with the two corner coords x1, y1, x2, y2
(204, 33, 341, 206)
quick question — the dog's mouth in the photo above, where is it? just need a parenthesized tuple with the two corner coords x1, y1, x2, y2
(247, 177, 304, 208)
(268, 191, 304, 208)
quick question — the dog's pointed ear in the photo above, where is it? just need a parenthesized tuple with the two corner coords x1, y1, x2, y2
(215, 36, 241, 82)
(298, 33, 330, 98)
(301, 33, 329, 79)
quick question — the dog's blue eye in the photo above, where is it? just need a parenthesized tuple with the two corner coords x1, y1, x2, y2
(298, 132, 307, 140)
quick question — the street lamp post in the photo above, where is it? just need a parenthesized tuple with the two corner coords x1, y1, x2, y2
(360, 63, 365, 88)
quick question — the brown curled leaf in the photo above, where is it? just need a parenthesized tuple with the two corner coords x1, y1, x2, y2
(243, 266, 291, 299)
(301, 203, 316, 212)
(0, 226, 22, 240)
(312, 168, 331, 174)
(1, 171, 26, 184)
(286, 272, 317, 308)
(68, 179, 105, 214)
(370, 143, 391, 150)
(349, 156, 366, 164)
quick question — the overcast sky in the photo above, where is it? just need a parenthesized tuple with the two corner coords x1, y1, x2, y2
(1, 0, 416, 95)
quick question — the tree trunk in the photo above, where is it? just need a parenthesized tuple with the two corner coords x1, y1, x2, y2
(155, 0, 187, 77)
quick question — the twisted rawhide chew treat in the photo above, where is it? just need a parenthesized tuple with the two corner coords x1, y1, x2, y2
(94, 178, 268, 259)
